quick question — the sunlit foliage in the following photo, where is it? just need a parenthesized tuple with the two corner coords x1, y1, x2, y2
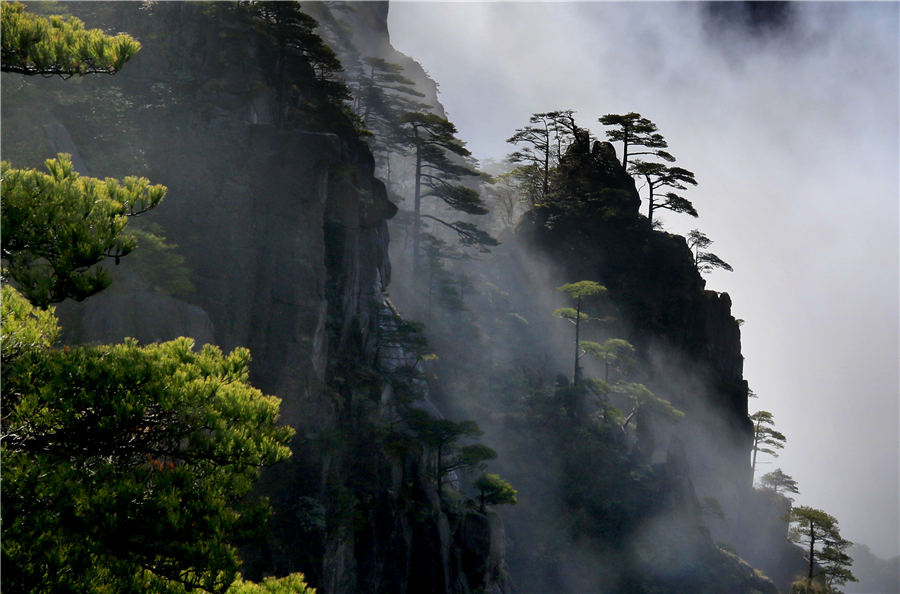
(1, 1, 140, 77)
(227, 572, 316, 593)
(1, 290, 294, 591)
(1, 154, 166, 307)
(474, 473, 518, 512)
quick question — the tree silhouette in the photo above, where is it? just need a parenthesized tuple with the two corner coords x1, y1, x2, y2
(788, 506, 857, 592)
(758, 468, 800, 500)
(251, 2, 349, 125)
(398, 111, 491, 275)
(405, 409, 495, 493)
(598, 112, 675, 169)
(749, 410, 786, 477)
(357, 57, 425, 125)
(629, 161, 698, 225)
(352, 57, 428, 188)
(688, 229, 733, 274)
(507, 110, 581, 205)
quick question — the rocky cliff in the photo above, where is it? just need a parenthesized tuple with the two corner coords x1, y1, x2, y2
(520, 138, 754, 529)
(2, 2, 797, 592)
(2, 3, 504, 592)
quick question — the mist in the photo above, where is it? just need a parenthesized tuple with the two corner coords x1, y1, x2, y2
(387, 1, 899, 560)
(3, 1, 896, 591)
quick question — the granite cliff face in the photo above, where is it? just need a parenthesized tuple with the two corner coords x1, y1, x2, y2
(3, 3, 504, 592)
(517, 136, 755, 536)
(3, 2, 795, 592)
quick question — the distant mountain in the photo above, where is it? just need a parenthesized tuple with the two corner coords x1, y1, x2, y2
(846, 544, 900, 594)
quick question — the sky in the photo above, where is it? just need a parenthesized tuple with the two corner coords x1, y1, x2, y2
(387, 1, 900, 558)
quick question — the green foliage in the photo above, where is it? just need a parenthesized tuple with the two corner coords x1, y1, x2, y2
(248, 2, 355, 132)
(1, 1, 140, 77)
(0, 284, 59, 362)
(554, 280, 608, 396)
(474, 473, 518, 512)
(700, 496, 726, 520)
(1, 306, 295, 592)
(400, 111, 493, 264)
(1, 7, 296, 591)
(791, 579, 827, 593)
(788, 505, 857, 592)
(557, 280, 607, 300)
(404, 408, 495, 492)
(616, 381, 684, 429)
(552, 306, 589, 322)
(759, 468, 800, 499)
(581, 337, 635, 381)
(1, 154, 166, 307)
(227, 573, 316, 594)
(454, 443, 498, 472)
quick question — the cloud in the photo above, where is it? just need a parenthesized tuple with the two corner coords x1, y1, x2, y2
(389, 1, 899, 558)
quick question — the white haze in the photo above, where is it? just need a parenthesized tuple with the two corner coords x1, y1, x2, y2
(388, 1, 900, 558)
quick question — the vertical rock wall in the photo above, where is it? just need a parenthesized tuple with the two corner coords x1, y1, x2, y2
(2, 3, 506, 592)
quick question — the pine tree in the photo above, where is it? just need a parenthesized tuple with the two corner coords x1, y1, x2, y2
(398, 111, 492, 275)
(474, 473, 518, 513)
(1, 306, 294, 591)
(1, 2, 140, 77)
(405, 409, 495, 493)
(507, 110, 581, 205)
(788, 506, 857, 592)
(250, 2, 350, 126)
(554, 280, 607, 390)
(758, 468, 800, 500)
(628, 161, 698, 225)
(1, 155, 166, 307)
(688, 229, 733, 274)
(356, 57, 426, 130)
(598, 112, 675, 169)
(749, 410, 786, 477)
(2, 6, 294, 591)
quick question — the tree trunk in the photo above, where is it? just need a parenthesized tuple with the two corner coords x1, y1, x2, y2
(573, 297, 582, 388)
(412, 136, 422, 279)
(542, 139, 549, 201)
(808, 528, 816, 586)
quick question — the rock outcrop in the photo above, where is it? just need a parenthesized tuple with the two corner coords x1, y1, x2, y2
(2, 2, 794, 592)
(2, 3, 504, 592)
